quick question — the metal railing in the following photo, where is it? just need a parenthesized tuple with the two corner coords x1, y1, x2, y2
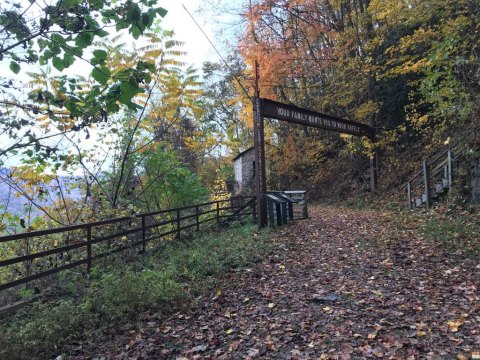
(0, 196, 255, 294)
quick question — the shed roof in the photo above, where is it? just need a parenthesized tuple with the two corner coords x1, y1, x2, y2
(232, 146, 255, 162)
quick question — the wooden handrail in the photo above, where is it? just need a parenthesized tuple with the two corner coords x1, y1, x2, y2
(400, 124, 480, 191)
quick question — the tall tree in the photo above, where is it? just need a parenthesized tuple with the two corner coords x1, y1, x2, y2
(0, 0, 167, 162)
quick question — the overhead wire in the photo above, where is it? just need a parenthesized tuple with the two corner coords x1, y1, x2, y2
(181, 4, 253, 104)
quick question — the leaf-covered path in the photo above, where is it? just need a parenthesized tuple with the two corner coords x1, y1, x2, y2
(79, 206, 480, 359)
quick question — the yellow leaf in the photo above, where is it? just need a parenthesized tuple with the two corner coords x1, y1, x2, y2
(225, 329, 234, 335)
(37, 114, 49, 121)
(268, 303, 275, 308)
(367, 333, 377, 339)
(323, 306, 333, 314)
(448, 319, 465, 332)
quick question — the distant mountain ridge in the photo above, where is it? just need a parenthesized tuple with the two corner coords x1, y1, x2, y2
(0, 168, 83, 217)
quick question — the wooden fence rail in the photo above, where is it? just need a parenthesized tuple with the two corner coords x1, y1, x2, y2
(0, 196, 255, 294)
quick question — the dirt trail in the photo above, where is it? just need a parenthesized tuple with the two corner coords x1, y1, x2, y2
(75, 206, 480, 359)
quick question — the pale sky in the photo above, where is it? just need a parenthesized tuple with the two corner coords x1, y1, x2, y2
(161, 1, 216, 70)
(0, 0, 242, 169)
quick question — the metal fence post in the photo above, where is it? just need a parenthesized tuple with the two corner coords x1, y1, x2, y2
(176, 209, 181, 239)
(423, 160, 432, 209)
(195, 205, 200, 231)
(141, 214, 146, 252)
(87, 225, 92, 273)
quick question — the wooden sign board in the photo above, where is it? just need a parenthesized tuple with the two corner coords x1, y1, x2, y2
(261, 98, 374, 138)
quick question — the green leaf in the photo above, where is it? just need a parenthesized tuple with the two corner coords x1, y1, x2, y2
(131, 25, 141, 39)
(106, 101, 120, 113)
(119, 80, 139, 103)
(63, 52, 75, 68)
(95, 29, 109, 37)
(75, 33, 93, 49)
(91, 66, 111, 85)
(157, 7, 167, 17)
(127, 3, 141, 22)
(142, 13, 150, 27)
(43, 49, 54, 60)
(52, 57, 64, 71)
(93, 49, 108, 61)
(9, 61, 20, 74)
(51, 34, 66, 45)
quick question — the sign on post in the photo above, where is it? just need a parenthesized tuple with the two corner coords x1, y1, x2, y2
(253, 97, 377, 227)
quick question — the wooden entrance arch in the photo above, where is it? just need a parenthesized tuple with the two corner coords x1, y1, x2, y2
(253, 97, 378, 227)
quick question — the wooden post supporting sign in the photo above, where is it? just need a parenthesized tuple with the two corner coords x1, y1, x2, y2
(253, 62, 267, 227)
(253, 102, 267, 226)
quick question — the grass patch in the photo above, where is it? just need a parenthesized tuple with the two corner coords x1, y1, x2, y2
(0, 223, 272, 360)
(419, 210, 480, 257)
(391, 205, 480, 257)
(341, 194, 395, 211)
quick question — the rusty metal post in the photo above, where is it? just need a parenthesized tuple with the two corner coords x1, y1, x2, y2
(176, 209, 181, 239)
(253, 62, 267, 227)
(141, 214, 146, 253)
(253, 97, 267, 227)
(195, 205, 200, 231)
(86, 225, 92, 272)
